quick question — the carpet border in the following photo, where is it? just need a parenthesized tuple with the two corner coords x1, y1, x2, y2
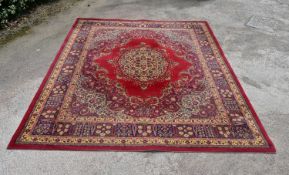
(7, 18, 276, 153)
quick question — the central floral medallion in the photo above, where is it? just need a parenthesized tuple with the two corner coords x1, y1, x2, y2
(118, 42, 169, 90)
(119, 44, 168, 84)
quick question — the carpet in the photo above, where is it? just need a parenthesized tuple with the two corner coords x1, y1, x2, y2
(8, 18, 275, 152)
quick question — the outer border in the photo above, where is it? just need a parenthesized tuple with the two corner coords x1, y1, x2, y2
(7, 18, 276, 153)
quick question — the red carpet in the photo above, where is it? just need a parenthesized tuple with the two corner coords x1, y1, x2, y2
(8, 18, 275, 152)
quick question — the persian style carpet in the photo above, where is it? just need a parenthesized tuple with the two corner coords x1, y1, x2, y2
(8, 18, 275, 152)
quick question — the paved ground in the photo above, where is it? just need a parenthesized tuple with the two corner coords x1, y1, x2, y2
(1, 0, 289, 174)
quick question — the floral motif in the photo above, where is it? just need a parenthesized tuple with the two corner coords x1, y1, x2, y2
(52, 85, 66, 95)
(177, 125, 194, 138)
(137, 125, 152, 137)
(62, 65, 74, 74)
(95, 124, 112, 136)
(220, 89, 233, 98)
(217, 126, 230, 138)
(41, 110, 57, 119)
(56, 123, 70, 135)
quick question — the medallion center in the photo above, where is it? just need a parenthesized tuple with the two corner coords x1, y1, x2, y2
(118, 43, 169, 84)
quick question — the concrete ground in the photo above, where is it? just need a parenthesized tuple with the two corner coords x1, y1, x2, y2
(1, 0, 289, 174)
